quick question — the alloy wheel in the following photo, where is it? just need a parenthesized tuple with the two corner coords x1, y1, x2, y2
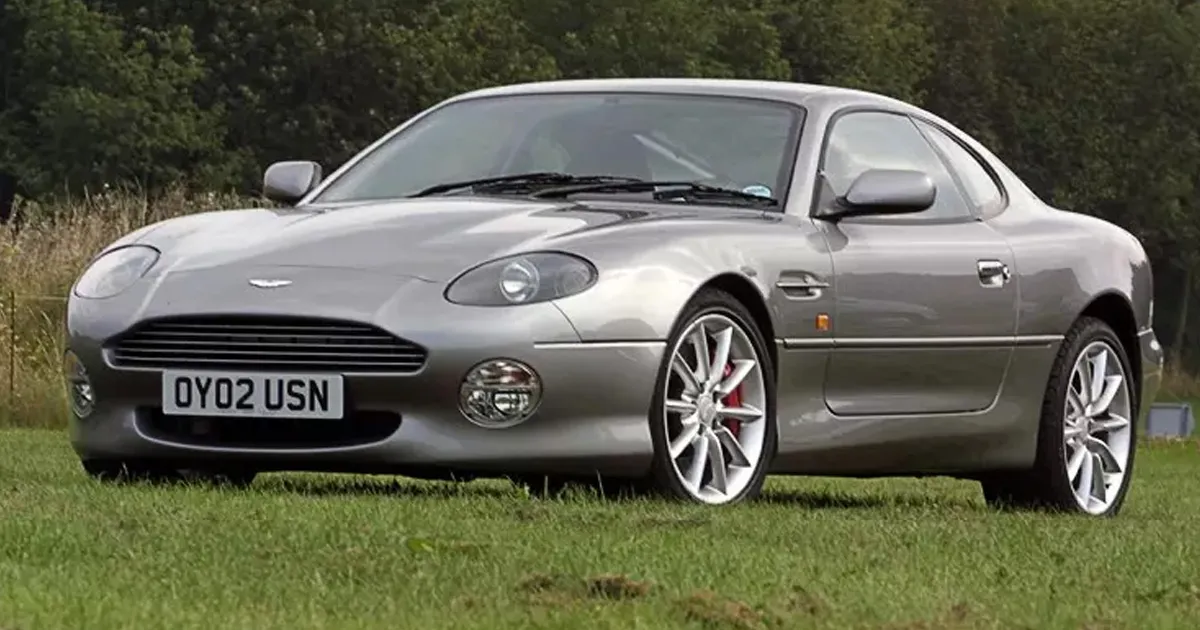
(662, 313, 767, 504)
(1062, 340, 1133, 515)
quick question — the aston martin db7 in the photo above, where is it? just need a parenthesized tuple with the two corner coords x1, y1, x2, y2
(65, 78, 1163, 516)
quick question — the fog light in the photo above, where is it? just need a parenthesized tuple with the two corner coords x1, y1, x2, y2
(459, 359, 542, 428)
(63, 350, 95, 418)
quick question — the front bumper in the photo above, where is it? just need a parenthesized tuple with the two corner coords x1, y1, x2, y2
(66, 266, 663, 477)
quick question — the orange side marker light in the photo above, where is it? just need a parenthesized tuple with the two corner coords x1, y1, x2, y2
(816, 313, 831, 332)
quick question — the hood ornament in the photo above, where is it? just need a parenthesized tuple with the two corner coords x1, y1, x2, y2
(248, 278, 292, 289)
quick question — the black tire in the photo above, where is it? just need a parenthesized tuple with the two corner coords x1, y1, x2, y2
(980, 317, 1138, 516)
(82, 459, 257, 488)
(646, 288, 777, 504)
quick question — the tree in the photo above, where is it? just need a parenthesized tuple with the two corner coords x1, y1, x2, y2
(514, 0, 791, 80)
(773, 0, 935, 104)
(95, 0, 560, 190)
(0, 0, 226, 200)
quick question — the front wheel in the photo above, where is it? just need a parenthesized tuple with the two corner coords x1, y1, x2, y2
(646, 288, 777, 505)
(981, 317, 1137, 516)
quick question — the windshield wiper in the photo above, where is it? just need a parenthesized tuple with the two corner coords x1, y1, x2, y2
(527, 180, 779, 207)
(410, 172, 643, 197)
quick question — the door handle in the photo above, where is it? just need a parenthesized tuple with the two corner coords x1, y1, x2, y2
(977, 260, 1011, 288)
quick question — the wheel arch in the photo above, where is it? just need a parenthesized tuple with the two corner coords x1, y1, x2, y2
(1077, 291, 1141, 408)
(696, 272, 779, 380)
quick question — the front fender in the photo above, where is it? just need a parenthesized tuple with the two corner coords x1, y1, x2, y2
(550, 217, 827, 341)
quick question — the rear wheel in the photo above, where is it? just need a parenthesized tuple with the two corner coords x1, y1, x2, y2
(981, 317, 1136, 515)
(81, 459, 258, 488)
(647, 288, 776, 505)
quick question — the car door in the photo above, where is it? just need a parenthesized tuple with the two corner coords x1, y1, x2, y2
(813, 109, 1018, 416)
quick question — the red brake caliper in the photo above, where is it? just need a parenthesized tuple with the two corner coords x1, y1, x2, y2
(720, 363, 742, 438)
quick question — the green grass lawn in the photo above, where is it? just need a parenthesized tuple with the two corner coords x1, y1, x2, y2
(2, 430, 1199, 629)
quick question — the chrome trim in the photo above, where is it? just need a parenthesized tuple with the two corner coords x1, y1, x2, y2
(248, 278, 293, 289)
(774, 280, 830, 290)
(1014, 334, 1064, 346)
(774, 277, 830, 301)
(532, 341, 667, 350)
(780, 334, 1063, 350)
(779, 338, 833, 349)
(108, 316, 429, 373)
(976, 259, 1011, 288)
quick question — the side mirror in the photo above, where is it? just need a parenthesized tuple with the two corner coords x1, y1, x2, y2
(263, 161, 323, 205)
(817, 169, 935, 221)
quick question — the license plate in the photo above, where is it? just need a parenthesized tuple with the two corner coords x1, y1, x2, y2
(161, 370, 344, 419)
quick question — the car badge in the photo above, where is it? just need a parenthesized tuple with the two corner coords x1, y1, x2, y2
(248, 278, 292, 289)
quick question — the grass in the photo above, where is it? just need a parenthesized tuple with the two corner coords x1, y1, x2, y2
(1, 430, 1200, 629)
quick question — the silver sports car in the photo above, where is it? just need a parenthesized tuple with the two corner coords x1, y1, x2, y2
(65, 78, 1163, 516)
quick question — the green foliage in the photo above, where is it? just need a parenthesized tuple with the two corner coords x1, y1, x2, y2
(3, 0, 1200, 363)
(773, 0, 935, 103)
(0, 0, 226, 197)
(515, 0, 790, 80)
(394, 0, 561, 108)
(88, 0, 560, 190)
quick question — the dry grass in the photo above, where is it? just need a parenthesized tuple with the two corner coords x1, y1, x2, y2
(0, 189, 255, 427)
(0, 190, 1197, 429)
(1158, 363, 1200, 402)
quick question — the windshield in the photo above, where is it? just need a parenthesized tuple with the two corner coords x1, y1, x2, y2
(309, 92, 805, 206)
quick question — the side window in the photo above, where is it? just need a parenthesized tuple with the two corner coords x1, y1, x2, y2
(915, 120, 1004, 210)
(821, 111, 971, 220)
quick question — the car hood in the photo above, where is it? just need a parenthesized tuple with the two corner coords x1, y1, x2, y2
(133, 197, 685, 281)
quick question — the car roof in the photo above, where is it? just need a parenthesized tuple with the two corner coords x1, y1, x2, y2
(445, 77, 918, 112)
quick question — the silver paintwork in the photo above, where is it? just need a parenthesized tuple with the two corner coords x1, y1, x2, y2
(263, 161, 323, 204)
(66, 78, 1163, 485)
(828, 168, 935, 218)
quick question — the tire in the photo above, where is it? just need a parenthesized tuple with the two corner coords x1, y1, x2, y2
(646, 288, 777, 505)
(981, 317, 1138, 516)
(82, 459, 257, 488)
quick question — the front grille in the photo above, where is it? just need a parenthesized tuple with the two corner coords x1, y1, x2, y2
(138, 408, 402, 449)
(108, 315, 427, 373)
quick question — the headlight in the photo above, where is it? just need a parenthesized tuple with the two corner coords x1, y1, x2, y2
(73, 245, 161, 299)
(445, 252, 597, 306)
